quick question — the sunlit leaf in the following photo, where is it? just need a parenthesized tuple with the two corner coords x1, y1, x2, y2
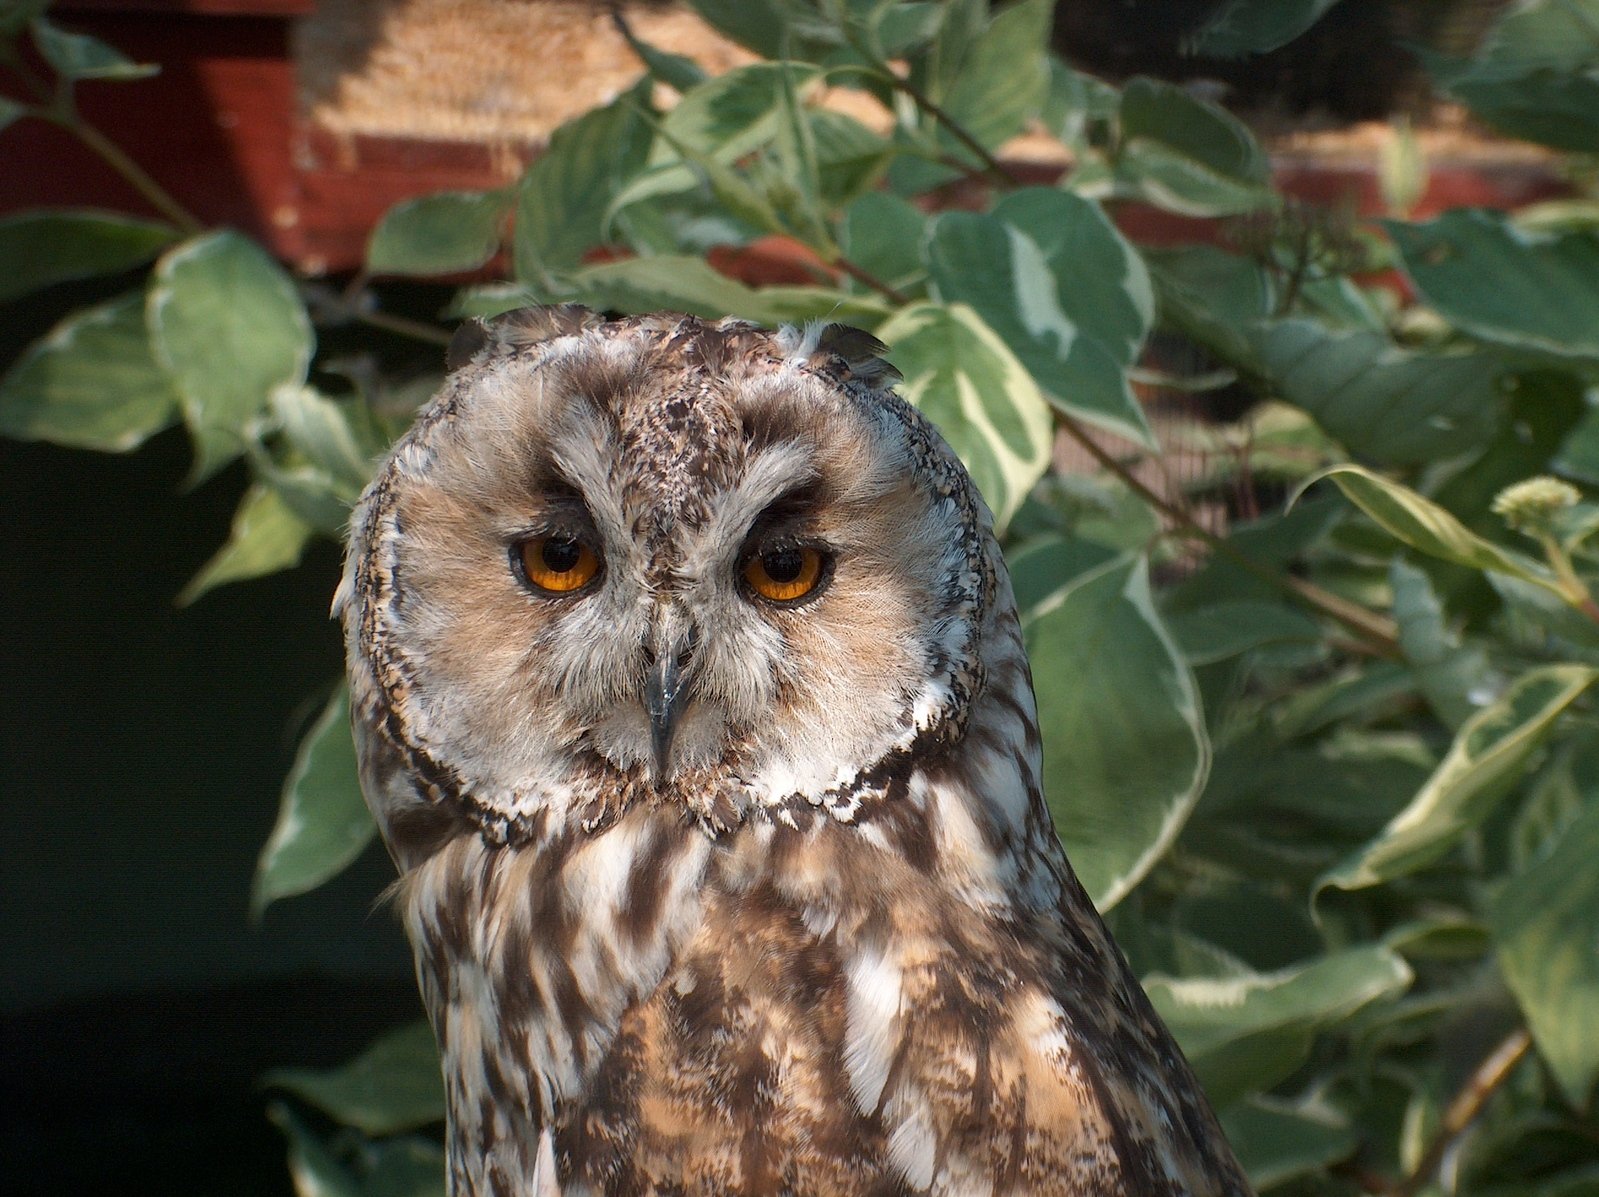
(1319, 664, 1599, 897)
(1025, 554, 1209, 907)
(927, 188, 1155, 446)
(179, 484, 314, 606)
(1115, 78, 1273, 216)
(568, 255, 765, 320)
(875, 301, 1053, 532)
(367, 190, 511, 277)
(31, 17, 157, 81)
(0, 210, 176, 302)
(252, 687, 375, 915)
(1309, 465, 1555, 591)
(266, 1020, 444, 1136)
(0, 291, 179, 451)
(1146, 946, 1412, 1106)
(514, 79, 654, 283)
(148, 231, 314, 479)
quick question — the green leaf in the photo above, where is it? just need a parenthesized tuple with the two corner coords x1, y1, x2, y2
(1187, 0, 1345, 57)
(514, 79, 654, 283)
(809, 110, 891, 208)
(937, 0, 1052, 153)
(1164, 600, 1321, 666)
(0, 96, 26, 133)
(1493, 799, 1599, 1108)
(839, 191, 927, 295)
(1387, 210, 1599, 364)
(0, 291, 179, 451)
(927, 188, 1155, 446)
(568, 255, 765, 320)
(30, 17, 158, 81)
(1309, 464, 1556, 590)
(1146, 244, 1275, 367)
(0, 1, 50, 38)
(1146, 946, 1412, 1106)
(179, 484, 313, 606)
(613, 20, 707, 93)
(1390, 558, 1489, 729)
(1114, 78, 1273, 216)
(1042, 57, 1120, 149)
(1220, 1096, 1358, 1191)
(1024, 554, 1209, 907)
(875, 301, 1053, 532)
(1319, 664, 1599, 898)
(251, 687, 375, 915)
(661, 62, 822, 162)
(367, 189, 511, 276)
(889, 0, 1051, 193)
(270, 385, 382, 494)
(0, 209, 176, 302)
(268, 1103, 360, 1197)
(148, 231, 314, 479)
(681, 0, 839, 62)
(1254, 321, 1507, 466)
(266, 1021, 445, 1136)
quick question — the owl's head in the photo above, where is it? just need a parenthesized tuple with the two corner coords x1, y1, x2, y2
(341, 306, 996, 841)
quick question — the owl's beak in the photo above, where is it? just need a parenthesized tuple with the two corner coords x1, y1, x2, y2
(643, 635, 694, 786)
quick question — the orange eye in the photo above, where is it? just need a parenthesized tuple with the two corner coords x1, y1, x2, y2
(743, 545, 826, 603)
(519, 534, 601, 594)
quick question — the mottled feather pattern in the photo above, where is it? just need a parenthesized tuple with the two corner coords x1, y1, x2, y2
(341, 309, 1253, 1196)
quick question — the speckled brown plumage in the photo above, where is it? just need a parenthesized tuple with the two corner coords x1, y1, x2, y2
(339, 307, 1252, 1196)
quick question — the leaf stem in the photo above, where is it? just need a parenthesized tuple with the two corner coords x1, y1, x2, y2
(888, 72, 1021, 187)
(1394, 1027, 1533, 1197)
(302, 282, 453, 347)
(55, 113, 204, 234)
(832, 256, 911, 305)
(1538, 533, 1599, 624)
(1055, 410, 1401, 655)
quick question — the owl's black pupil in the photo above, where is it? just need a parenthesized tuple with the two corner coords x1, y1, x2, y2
(763, 549, 804, 583)
(541, 537, 582, 573)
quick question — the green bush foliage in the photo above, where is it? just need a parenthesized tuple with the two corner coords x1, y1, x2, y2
(6, 1, 1599, 1192)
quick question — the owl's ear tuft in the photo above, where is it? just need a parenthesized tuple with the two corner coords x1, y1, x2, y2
(816, 323, 901, 385)
(447, 318, 492, 372)
(447, 305, 603, 372)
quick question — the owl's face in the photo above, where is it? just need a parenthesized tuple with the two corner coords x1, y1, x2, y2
(347, 309, 991, 836)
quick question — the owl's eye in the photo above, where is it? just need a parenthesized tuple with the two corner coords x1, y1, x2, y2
(743, 545, 828, 604)
(517, 534, 601, 594)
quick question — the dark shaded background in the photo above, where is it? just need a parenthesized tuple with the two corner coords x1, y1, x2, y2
(0, 281, 421, 1195)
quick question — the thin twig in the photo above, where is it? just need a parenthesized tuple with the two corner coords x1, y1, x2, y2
(1056, 410, 1401, 656)
(60, 115, 204, 234)
(887, 73, 1021, 188)
(1394, 1027, 1534, 1197)
(833, 256, 911, 305)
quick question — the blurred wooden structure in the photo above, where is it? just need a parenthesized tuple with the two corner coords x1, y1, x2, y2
(2, 0, 1572, 276)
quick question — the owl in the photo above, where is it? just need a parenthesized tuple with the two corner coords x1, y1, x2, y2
(338, 305, 1253, 1197)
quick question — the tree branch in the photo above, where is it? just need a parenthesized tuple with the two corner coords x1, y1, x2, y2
(1055, 410, 1401, 656)
(1394, 1027, 1533, 1197)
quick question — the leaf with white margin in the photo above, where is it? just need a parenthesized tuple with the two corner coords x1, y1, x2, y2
(148, 231, 313, 480)
(927, 188, 1155, 447)
(1146, 945, 1412, 1106)
(1318, 664, 1599, 899)
(0, 291, 179, 451)
(876, 301, 1053, 533)
(179, 484, 313, 606)
(1024, 553, 1209, 908)
(251, 687, 374, 915)
(1307, 464, 1558, 594)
